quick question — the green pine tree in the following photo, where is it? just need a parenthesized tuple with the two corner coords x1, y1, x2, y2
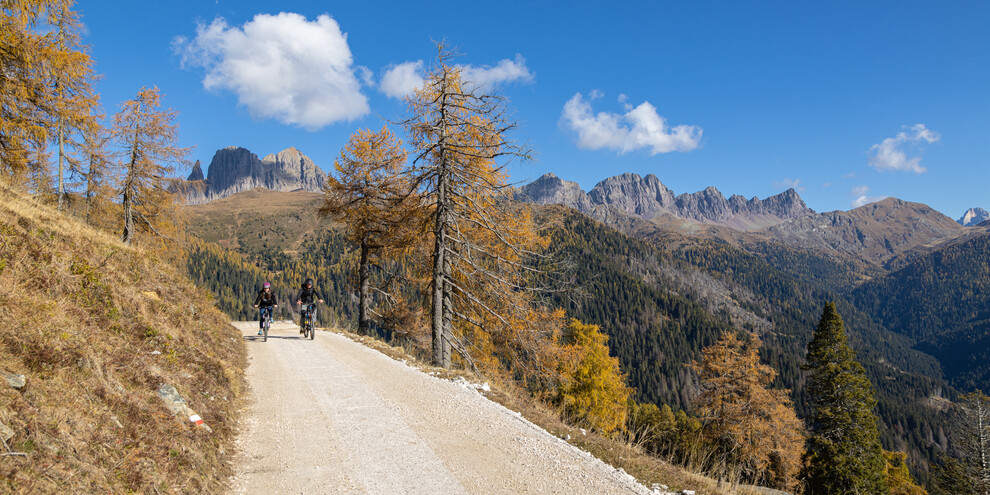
(801, 302, 889, 494)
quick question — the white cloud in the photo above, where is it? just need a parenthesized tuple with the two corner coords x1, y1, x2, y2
(459, 54, 534, 89)
(774, 177, 806, 192)
(378, 54, 534, 99)
(356, 66, 374, 87)
(850, 185, 887, 207)
(868, 123, 940, 173)
(175, 13, 369, 130)
(380, 61, 424, 99)
(560, 92, 702, 155)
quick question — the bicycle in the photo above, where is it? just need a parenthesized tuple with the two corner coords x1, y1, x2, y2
(258, 306, 273, 342)
(300, 303, 316, 340)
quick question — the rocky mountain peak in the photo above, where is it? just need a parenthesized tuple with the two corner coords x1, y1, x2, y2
(518, 171, 814, 230)
(958, 207, 990, 227)
(180, 146, 328, 204)
(186, 160, 204, 182)
(517, 173, 594, 213)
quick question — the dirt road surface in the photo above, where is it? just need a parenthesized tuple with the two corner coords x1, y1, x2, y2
(228, 321, 651, 495)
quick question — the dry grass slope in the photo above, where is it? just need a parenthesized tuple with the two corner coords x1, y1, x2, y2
(0, 183, 246, 494)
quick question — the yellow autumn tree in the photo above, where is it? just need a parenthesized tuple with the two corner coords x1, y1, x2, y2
(558, 319, 631, 435)
(884, 450, 928, 495)
(693, 331, 805, 490)
(110, 87, 190, 245)
(0, 0, 98, 188)
(319, 126, 420, 335)
(402, 42, 568, 376)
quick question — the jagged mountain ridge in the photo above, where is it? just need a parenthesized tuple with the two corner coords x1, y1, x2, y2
(182, 146, 327, 204)
(958, 207, 990, 227)
(518, 172, 813, 231)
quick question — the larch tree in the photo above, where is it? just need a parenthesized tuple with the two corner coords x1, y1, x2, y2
(318, 126, 419, 335)
(0, 0, 97, 188)
(110, 87, 189, 245)
(692, 331, 805, 490)
(82, 120, 115, 229)
(403, 43, 564, 369)
(801, 302, 889, 494)
(884, 450, 928, 495)
(558, 319, 631, 435)
(49, 1, 98, 210)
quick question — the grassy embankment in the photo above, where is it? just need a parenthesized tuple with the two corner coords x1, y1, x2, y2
(0, 183, 246, 494)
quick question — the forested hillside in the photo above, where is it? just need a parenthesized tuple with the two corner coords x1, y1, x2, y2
(852, 233, 990, 390)
(538, 207, 951, 479)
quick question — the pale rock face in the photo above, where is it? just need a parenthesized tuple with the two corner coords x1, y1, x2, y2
(181, 146, 327, 204)
(958, 207, 990, 227)
(519, 172, 813, 230)
(517, 173, 595, 213)
(588, 173, 676, 219)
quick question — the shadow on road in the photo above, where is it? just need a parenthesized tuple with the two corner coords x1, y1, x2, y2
(242, 334, 313, 342)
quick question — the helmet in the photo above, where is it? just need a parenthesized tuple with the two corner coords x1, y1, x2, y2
(305, 278, 314, 286)
(263, 282, 271, 288)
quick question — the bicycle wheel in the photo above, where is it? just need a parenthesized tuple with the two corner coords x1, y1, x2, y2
(309, 322, 315, 340)
(263, 316, 269, 342)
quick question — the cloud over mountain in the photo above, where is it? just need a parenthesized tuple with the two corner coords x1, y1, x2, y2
(561, 92, 701, 155)
(175, 13, 369, 130)
(868, 123, 939, 173)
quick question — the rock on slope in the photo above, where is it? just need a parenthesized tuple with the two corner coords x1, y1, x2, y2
(183, 146, 327, 204)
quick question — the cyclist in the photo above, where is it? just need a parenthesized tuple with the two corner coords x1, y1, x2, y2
(253, 282, 278, 336)
(295, 278, 324, 334)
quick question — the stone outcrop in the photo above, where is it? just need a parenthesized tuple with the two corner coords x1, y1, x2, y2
(180, 146, 327, 204)
(518, 172, 813, 230)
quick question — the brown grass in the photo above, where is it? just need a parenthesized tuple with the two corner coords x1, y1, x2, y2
(0, 183, 246, 494)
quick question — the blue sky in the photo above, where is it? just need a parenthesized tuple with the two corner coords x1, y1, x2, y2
(77, 0, 989, 218)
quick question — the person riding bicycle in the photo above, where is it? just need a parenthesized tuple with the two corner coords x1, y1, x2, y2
(253, 282, 278, 336)
(295, 278, 324, 334)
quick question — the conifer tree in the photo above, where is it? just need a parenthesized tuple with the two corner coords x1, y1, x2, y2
(884, 450, 928, 495)
(1, 0, 97, 186)
(801, 302, 889, 494)
(110, 87, 189, 245)
(693, 331, 805, 489)
(558, 319, 631, 435)
(402, 43, 549, 368)
(319, 126, 419, 335)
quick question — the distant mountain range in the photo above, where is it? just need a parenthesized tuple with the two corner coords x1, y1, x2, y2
(180, 146, 327, 204)
(517, 172, 813, 231)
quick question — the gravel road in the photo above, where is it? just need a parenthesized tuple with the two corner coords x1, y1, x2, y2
(227, 321, 651, 495)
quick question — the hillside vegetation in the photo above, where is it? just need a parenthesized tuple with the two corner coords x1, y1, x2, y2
(853, 232, 990, 390)
(0, 183, 246, 494)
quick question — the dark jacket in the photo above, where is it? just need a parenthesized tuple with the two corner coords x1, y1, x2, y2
(296, 286, 322, 305)
(255, 289, 278, 308)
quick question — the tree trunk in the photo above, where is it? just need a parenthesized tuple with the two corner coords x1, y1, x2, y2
(358, 240, 370, 335)
(121, 177, 133, 243)
(430, 82, 452, 368)
(431, 175, 448, 366)
(57, 120, 65, 211)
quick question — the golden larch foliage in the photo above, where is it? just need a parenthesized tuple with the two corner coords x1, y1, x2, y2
(558, 319, 632, 435)
(693, 331, 806, 490)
